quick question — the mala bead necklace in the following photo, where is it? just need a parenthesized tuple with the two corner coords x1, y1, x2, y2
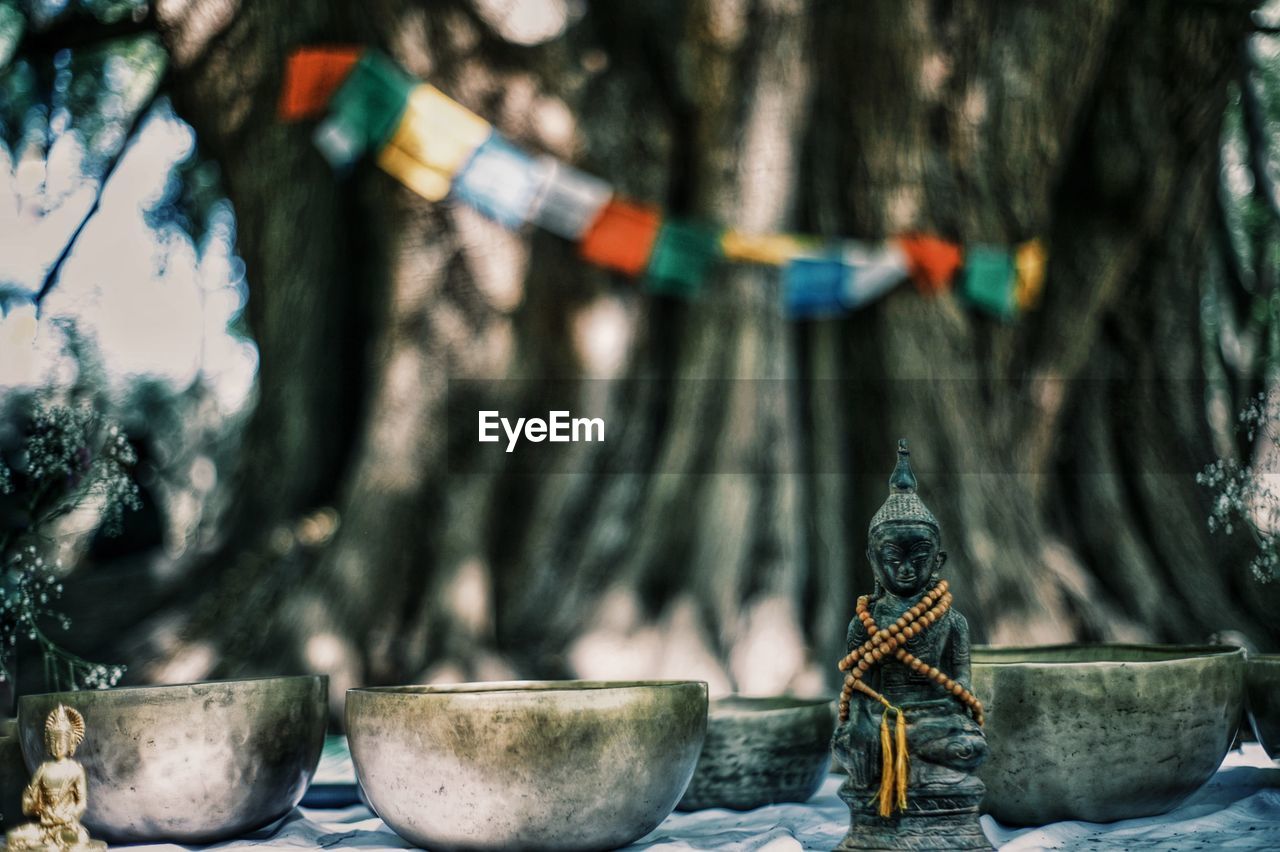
(835, 578, 984, 818)
(837, 578, 985, 726)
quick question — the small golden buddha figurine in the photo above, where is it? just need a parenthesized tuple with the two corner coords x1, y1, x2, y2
(4, 705, 104, 852)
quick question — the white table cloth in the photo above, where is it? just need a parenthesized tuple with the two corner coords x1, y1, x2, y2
(122, 741, 1280, 851)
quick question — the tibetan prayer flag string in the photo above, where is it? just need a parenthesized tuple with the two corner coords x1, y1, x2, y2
(283, 46, 1047, 320)
(722, 231, 818, 267)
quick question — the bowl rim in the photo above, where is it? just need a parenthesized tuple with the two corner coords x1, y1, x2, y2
(708, 694, 836, 717)
(16, 673, 327, 703)
(972, 643, 1245, 667)
(1247, 652, 1280, 662)
(348, 679, 708, 698)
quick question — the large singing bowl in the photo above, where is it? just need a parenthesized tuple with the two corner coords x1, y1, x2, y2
(347, 680, 708, 851)
(973, 644, 1244, 825)
(18, 675, 327, 843)
(676, 695, 835, 811)
(1247, 653, 1280, 760)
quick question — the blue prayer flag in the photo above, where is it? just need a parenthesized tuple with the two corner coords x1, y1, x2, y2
(452, 135, 550, 228)
(784, 254, 845, 317)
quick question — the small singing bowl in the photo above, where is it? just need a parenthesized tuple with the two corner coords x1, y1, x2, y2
(1247, 653, 1280, 760)
(676, 695, 835, 811)
(973, 644, 1244, 825)
(347, 680, 708, 851)
(18, 675, 327, 844)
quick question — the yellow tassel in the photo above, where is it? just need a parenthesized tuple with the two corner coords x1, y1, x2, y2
(895, 709, 909, 811)
(878, 709, 894, 818)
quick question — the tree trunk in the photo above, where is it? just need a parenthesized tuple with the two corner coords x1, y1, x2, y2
(96, 0, 1276, 712)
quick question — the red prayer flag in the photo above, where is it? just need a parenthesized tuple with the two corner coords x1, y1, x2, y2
(579, 198, 661, 277)
(896, 235, 963, 294)
(280, 47, 364, 121)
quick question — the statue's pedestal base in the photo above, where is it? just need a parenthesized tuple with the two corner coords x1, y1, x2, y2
(835, 810, 989, 851)
(835, 775, 991, 851)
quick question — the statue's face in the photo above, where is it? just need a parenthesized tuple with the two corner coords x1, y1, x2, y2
(45, 729, 71, 760)
(868, 522, 945, 597)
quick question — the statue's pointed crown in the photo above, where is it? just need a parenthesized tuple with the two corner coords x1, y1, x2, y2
(45, 703, 85, 748)
(869, 439, 939, 533)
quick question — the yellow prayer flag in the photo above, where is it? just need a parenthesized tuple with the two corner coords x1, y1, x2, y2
(1014, 239, 1047, 310)
(721, 230, 818, 267)
(377, 142, 453, 201)
(377, 84, 491, 201)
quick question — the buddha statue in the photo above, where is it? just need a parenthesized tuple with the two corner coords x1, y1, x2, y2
(4, 705, 104, 852)
(831, 441, 990, 851)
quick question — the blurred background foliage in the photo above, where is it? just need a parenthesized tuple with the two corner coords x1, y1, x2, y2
(0, 0, 1277, 699)
(0, 0, 252, 693)
(1211, 10, 1280, 409)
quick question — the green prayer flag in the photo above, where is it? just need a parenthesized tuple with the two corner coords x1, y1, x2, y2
(961, 245, 1016, 319)
(328, 52, 415, 155)
(646, 219, 722, 298)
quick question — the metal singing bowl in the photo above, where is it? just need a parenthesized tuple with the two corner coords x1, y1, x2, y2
(17, 675, 327, 844)
(972, 644, 1244, 825)
(1247, 653, 1280, 761)
(347, 680, 708, 852)
(676, 695, 836, 812)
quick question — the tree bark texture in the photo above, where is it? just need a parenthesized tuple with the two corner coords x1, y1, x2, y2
(83, 0, 1278, 711)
